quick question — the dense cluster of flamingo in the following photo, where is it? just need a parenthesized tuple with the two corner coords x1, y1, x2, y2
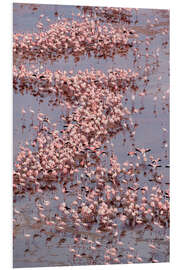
(13, 65, 138, 104)
(77, 6, 134, 24)
(13, 15, 136, 62)
(13, 4, 169, 267)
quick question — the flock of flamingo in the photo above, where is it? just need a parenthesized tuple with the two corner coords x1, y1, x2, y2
(13, 4, 169, 267)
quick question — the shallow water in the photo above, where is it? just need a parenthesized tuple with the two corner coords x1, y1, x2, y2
(13, 3, 169, 268)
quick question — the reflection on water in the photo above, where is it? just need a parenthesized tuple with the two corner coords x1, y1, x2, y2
(13, 3, 169, 268)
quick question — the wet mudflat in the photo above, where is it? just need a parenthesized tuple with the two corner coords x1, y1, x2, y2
(13, 3, 169, 268)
